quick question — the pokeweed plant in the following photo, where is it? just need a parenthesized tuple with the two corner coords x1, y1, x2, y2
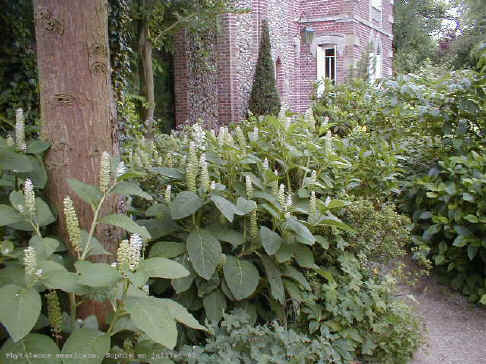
(125, 113, 422, 363)
(0, 109, 206, 364)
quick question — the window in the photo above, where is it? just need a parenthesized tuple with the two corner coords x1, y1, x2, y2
(368, 40, 383, 82)
(370, 0, 382, 25)
(316, 45, 337, 95)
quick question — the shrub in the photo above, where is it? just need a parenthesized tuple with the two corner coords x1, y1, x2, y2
(248, 20, 281, 116)
(404, 148, 486, 303)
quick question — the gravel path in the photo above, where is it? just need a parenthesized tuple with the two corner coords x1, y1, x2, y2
(400, 273, 486, 364)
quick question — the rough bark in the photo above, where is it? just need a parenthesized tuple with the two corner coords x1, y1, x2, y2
(34, 0, 122, 324)
(138, 19, 155, 138)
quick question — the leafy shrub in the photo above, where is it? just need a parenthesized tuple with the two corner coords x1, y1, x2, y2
(404, 148, 486, 303)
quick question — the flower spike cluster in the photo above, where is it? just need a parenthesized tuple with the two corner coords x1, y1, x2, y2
(15, 108, 27, 152)
(99, 151, 111, 193)
(24, 178, 36, 217)
(64, 196, 81, 255)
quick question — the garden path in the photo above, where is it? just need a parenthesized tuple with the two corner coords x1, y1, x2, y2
(400, 272, 486, 364)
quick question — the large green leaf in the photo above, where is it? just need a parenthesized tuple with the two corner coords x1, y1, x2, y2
(285, 217, 315, 245)
(39, 261, 80, 293)
(170, 191, 203, 220)
(138, 257, 189, 279)
(137, 217, 181, 241)
(7, 192, 56, 230)
(112, 181, 153, 200)
(61, 328, 110, 364)
(75, 261, 122, 288)
(260, 256, 285, 304)
(67, 178, 103, 207)
(149, 241, 186, 258)
(282, 265, 311, 291)
(125, 296, 178, 349)
(293, 245, 315, 268)
(236, 197, 257, 214)
(27, 140, 50, 155)
(100, 214, 151, 240)
(208, 225, 245, 247)
(79, 230, 112, 257)
(186, 229, 221, 280)
(211, 195, 242, 222)
(259, 226, 283, 255)
(0, 285, 41, 342)
(0, 205, 24, 226)
(0, 150, 33, 172)
(161, 299, 206, 331)
(223, 256, 260, 300)
(29, 236, 59, 260)
(17, 156, 48, 189)
(171, 258, 195, 294)
(203, 290, 227, 323)
(0, 334, 61, 364)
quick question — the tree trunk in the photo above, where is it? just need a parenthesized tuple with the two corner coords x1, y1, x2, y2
(34, 0, 122, 325)
(138, 3, 155, 138)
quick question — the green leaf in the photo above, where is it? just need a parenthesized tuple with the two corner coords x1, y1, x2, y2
(422, 224, 441, 241)
(282, 265, 311, 290)
(162, 298, 206, 331)
(27, 140, 50, 155)
(40, 261, 80, 293)
(0, 205, 24, 226)
(171, 258, 195, 294)
(259, 226, 283, 255)
(463, 192, 474, 202)
(17, 156, 48, 189)
(61, 328, 110, 364)
(149, 241, 186, 258)
(293, 245, 315, 268)
(138, 217, 181, 241)
(67, 178, 102, 207)
(467, 245, 478, 261)
(29, 236, 59, 260)
(170, 191, 203, 220)
(211, 195, 241, 222)
(112, 181, 152, 200)
(125, 296, 178, 349)
(203, 290, 227, 323)
(79, 230, 112, 257)
(0, 285, 41, 342)
(235, 197, 257, 214)
(260, 256, 285, 304)
(275, 244, 293, 263)
(464, 214, 479, 223)
(209, 227, 245, 248)
(286, 217, 315, 245)
(75, 261, 122, 288)
(153, 167, 184, 180)
(223, 255, 260, 300)
(100, 214, 151, 239)
(145, 203, 170, 218)
(0, 150, 33, 172)
(7, 193, 56, 230)
(0, 334, 61, 364)
(186, 229, 222, 280)
(138, 257, 189, 279)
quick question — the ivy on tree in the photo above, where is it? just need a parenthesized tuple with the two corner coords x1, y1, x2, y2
(248, 20, 281, 117)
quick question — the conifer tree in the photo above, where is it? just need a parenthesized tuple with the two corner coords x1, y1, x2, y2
(248, 20, 281, 116)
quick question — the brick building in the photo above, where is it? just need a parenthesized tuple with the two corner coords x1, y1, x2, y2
(174, 0, 394, 128)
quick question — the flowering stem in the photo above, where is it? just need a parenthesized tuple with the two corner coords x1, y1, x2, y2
(81, 183, 116, 261)
(69, 292, 76, 321)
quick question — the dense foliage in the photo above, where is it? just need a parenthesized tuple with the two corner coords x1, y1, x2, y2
(248, 20, 281, 116)
(313, 62, 486, 304)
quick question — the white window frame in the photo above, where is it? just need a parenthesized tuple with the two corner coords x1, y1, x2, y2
(316, 45, 337, 96)
(370, 0, 383, 26)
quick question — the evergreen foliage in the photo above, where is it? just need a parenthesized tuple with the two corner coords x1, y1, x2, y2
(248, 20, 281, 116)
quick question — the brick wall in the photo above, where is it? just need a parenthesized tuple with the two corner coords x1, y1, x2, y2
(174, 0, 394, 127)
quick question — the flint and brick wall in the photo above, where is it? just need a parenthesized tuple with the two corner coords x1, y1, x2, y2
(174, 0, 394, 127)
